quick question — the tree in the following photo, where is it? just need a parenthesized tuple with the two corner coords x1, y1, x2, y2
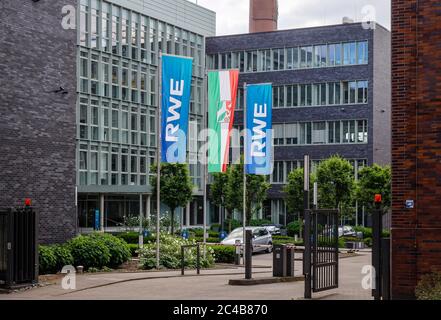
(316, 155, 354, 210)
(355, 164, 391, 214)
(209, 170, 231, 231)
(283, 167, 315, 216)
(225, 161, 270, 223)
(150, 163, 193, 235)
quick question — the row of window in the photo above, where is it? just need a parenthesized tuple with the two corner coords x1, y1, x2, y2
(207, 41, 368, 72)
(236, 80, 368, 109)
(78, 143, 203, 188)
(271, 159, 367, 184)
(272, 120, 368, 146)
(78, 50, 204, 114)
(79, 0, 205, 76)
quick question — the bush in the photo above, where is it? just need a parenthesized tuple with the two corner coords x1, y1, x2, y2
(249, 219, 272, 226)
(138, 234, 215, 270)
(52, 244, 74, 271)
(225, 218, 242, 231)
(273, 239, 303, 246)
(127, 244, 139, 257)
(194, 237, 220, 243)
(39, 244, 74, 275)
(210, 245, 235, 263)
(116, 231, 156, 244)
(415, 272, 441, 300)
(89, 233, 131, 267)
(363, 237, 372, 247)
(210, 224, 222, 232)
(287, 220, 303, 237)
(68, 235, 111, 270)
(39, 245, 57, 275)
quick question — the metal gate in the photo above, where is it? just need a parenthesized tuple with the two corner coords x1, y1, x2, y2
(304, 209, 339, 296)
(0, 207, 38, 288)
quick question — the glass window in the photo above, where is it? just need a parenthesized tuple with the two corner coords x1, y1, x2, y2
(80, 151, 88, 170)
(335, 43, 342, 65)
(273, 124, 284, 145)
(272, 161, 284, 183)
(343, 82, 349, 104)
(273, 49, 279, 71)
(349, 81, 357, 104)
(285, 123, 298, 145)
(358, 41, 368, 64)
(328, 44, 336, 66)
(343, 43, 351, 65)
(287, 48, 293, 69)
(312, 122, 326, 144)
(328, 83, 335, 105)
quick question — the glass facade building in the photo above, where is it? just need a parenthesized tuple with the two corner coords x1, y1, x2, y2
(76, 0, 215, 231)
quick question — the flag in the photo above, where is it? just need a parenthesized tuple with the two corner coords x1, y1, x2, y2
(245, 83, 273, 175)
(208, 70, 239, 172)
(161, 55, 193, 163)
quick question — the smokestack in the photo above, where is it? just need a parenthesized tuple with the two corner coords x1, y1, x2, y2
(249, 0, 278, 33)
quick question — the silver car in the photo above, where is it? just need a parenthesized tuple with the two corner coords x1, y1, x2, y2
(220, 227, 273, 253)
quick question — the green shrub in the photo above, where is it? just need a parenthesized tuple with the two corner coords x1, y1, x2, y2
(363, 237, 372, 247)
(415, 272, 441, 300)
(210, 224, 222, 232)
(89, 233, 131, 267)
(39, 245, 57, 275)
(273, 239, 302, 246)
(272, 235, 296, 241)
(127, 244, 139, 257)
(52, 244, 74, 271)
(225, 218, 242, 231)
(194, 237, 220, 243)
(68, 234, 111, 269)
(210, 245, 235, 263)
(138, 234, 215, 270)
(249, 219, 272, 226)
(287, 220, 303, 237)
(116, 231, 156, 244)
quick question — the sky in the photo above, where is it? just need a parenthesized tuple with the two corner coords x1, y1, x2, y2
(193, 0, 391, 36)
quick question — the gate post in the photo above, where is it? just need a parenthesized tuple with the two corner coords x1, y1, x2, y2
(372, 195, 382, 300)
(303, 155, 312, 299)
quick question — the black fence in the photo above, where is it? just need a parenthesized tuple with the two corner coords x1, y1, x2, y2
(0, 207, 38, 288)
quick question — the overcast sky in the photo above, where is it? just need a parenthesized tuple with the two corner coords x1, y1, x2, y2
(194, 0, 390, 36)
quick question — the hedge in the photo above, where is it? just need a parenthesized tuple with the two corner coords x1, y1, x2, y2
(249, 219, 272, 226)
(209, 245, 235, 263)
(415, 272, 441, 300)
(88, 233, 131, 267)
(39, 244, 74, 275)
(116, 231, 156, 244)
(127, 243, 139, 257)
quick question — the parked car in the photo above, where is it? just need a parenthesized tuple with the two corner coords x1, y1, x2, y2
(322, 225, 357, 238)
(262, 224, 282, 235)
(221, 227, 273, 253)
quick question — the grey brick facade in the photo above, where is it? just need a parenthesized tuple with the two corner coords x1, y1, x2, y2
(0, 0, 77, 243)
(206, 22, 391, 208)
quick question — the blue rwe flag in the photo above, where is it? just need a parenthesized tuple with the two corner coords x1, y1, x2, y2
(161, 55, 193, 163)
(245, 83, 273, 175)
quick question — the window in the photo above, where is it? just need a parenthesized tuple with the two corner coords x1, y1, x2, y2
(357, 41, 368, 64)
(272, 161, 284, 183)
(357, 81, 368, 103)
(273, 124, 284, 145)
(349, 81, 357, 104)
(285, 123, 298, 145)
(300, 122, 312, 144)
(312, 122, 326, 144)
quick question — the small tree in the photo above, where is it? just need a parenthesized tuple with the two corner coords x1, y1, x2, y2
(226, 161, 270, 223)
(209, 170, 230, 231)
(150, 163, 193, 235)
(317, 155, 355, 211)
(355, 164, 391, 214)
(283, 167, 315, 216)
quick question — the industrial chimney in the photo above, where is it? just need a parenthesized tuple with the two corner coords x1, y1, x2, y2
(249, 0, 278, 33)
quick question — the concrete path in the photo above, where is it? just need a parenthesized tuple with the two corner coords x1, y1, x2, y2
(0, 252, 372, 300)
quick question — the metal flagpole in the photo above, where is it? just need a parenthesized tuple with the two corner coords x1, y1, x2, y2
(202, 69, 208, 257)
(242, 82, 247, 265)
(156, 51, 162, 269)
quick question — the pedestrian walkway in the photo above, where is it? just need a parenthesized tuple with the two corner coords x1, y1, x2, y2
(0, 252, 372, 300)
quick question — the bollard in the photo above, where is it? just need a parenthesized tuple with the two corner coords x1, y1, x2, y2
(245, 230, 252, 280)
(181, 246, 185, 276)
(234, 239, 241, 265)
(196, 244, 201, 275)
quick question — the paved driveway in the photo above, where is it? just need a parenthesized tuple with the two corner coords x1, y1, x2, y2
(0, 252, 372, 300)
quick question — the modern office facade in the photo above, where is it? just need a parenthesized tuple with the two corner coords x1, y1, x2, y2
(206, 22, 391, 225)
(76, 0, 215, 231)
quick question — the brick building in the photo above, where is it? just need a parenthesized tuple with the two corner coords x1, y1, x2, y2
(206, 22, 391, 225)
(391, 0, 441, 299)
(0, 0, 78, 243)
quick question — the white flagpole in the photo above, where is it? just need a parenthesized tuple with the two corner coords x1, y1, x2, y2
(242, 82, 247, 265)
(156, 52, 162, 269)
(203, 69, 208, 257)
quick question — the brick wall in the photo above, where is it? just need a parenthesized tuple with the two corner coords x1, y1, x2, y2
(391, 0, 441, 299)
(0, 0, 77, 244)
